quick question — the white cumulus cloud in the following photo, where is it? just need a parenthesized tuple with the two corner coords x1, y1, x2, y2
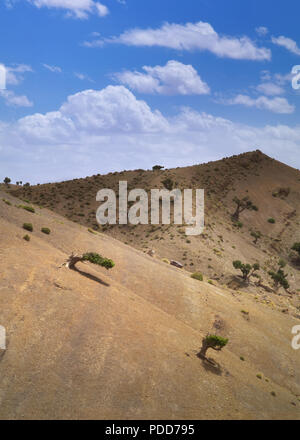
(85, 21, 271, 61)
(114, 61, 210, 95)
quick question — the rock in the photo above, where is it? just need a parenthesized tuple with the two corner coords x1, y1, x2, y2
(147, 249, 155, 257)
(170, 260, 183, 269)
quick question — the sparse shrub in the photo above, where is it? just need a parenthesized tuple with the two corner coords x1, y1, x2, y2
(234, 221, 243, 228)
(23, 223, 33, 232)
(162, 258, 170, 264)
(41, 227, 51, 235)
(208, 280, 214, 285)
(21, 205, 35, 213)
(233, 260, 260, 282)
(162, 178, 174, 191)
(191, 272, 203, 281)
(152, 165, 164, 171)
(256, 373, 262, 380)
(3, 177, 11, 186)
(291, 242, 300, 258)
(2, 198, 11, 206)
(268, 259, 289, 291)
(231, 196, 258, 222)
(251, 230, 262, 244)
(23, 234, 30, 241)
(272, 187, 290, 198)
(268, 218, 276, 224)
(199, 334, 229, 359)
(63, 252, 115, 270)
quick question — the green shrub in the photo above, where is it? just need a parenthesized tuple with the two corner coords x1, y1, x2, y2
(206, 334, 228, 348)
(199, 334, 229, 358)
(291, 242, 300, 257)
(268, 259, 289, 290)
(23, 234, 30, 242)
(23, 223, 33, 232)
(82, 252, 115, 270)
(162, 178, 174, 191)
(20, 205, 35, 213)
(2, 198, 11, 206)
(233, 260, 260, 281)
(268, 218, 276, 224)
(251, 230, 262, 244)
(41, 227, 51, 235)
(191, 272, 203, 281)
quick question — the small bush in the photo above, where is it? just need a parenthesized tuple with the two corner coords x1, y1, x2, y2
(162, 178, 174, 191)
(23, 234, 30, 241)
(191, 272, 203, 281)
(268, 218, 276, 224)
(162, 258, 170, 264)
(205, 335, 228, 348)
(41, 227, 51, 235)
(291, 242, 300, 258)
(82, 252, 115, 270)
(23, 223, 33, 232)
(20, 205, 35, 213)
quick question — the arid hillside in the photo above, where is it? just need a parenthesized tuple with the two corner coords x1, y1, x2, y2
(0, 156, 300, 419)
(9, 150, 300, 294)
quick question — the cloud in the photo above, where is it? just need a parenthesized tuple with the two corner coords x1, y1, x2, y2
(74, 72, 94, 82)
(85, 21, 271, 61)
(26, 0, 109, 19)
(221, 94, 295, 114)
(256, 82, 284, 96)
(114, 60, 210, 95)
(43, 63, 62, 73)
(255, 26, 269, 36)
(1, 85, 300, 184)
(0, 90, 33, 107)
(5, 64, 33, 86)
(271, 35, 300, 56)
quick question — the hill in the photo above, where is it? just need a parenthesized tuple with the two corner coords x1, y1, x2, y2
(0, 150, 299, 419)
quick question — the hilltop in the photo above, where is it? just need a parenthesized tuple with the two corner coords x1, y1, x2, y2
(9, 150, 300, 293)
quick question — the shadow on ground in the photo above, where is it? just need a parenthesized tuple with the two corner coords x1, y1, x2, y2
(71, 266, 110, 287)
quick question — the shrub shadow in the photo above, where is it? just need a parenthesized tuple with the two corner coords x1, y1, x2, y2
(71, 266, 110, 287)
(197, 352, 223, 376)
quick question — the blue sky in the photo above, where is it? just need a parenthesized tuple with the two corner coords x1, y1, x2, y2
(0, 0, 300, 183)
